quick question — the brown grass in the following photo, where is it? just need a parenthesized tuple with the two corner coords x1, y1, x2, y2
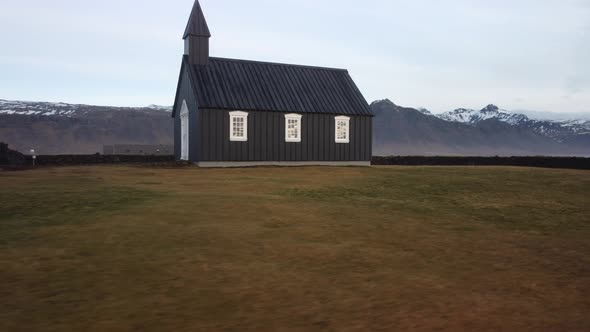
(1, 165, 589, 331)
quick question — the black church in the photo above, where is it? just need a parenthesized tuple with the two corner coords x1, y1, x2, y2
(172, 1, 373, 167)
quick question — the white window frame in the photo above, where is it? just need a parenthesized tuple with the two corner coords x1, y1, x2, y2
(284, 113, 302, 143)
(229, 111, 248, 142)
(335, 116, 350, 144)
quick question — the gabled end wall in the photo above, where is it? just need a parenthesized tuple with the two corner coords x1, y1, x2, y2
(172, 58, 201, 162)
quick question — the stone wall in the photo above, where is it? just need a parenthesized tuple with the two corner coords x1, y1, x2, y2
(372, 156, 590, 170)
(0, 142, 7, 163)
(3, 148, 589, 170)
(103, 144, 174, 156)
(0, 142, 26, 166)
(27, 155, 175, 166)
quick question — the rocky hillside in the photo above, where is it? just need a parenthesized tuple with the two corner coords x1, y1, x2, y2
(372, 100, 590, 156)
(438, 104, 590, 142)
(0, 100, 173, 154)
(1, 98, 589, 156)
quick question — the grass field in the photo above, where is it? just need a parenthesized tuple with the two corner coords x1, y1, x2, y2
(1, 165, 589, 331)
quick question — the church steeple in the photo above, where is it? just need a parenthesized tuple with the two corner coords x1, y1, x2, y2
(183, 0, 211, 65)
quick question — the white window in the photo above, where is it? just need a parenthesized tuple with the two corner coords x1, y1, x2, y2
(285, 114, 302, 142)
(335, 116, 350, 143)
(229, 111, 248, 141)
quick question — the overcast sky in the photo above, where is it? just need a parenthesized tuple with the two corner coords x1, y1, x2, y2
(0, 0, 588, 113)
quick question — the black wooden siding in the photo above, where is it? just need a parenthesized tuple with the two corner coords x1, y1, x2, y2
(186, 36, 209, 66)
(173, 62, 200, 162)
(199, 109, 372, 162)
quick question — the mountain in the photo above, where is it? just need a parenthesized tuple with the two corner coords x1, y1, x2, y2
(0, 100, 173, 154)
(373, 100, 590, 156)
(515, 110, 590, 122)
(0, 100, 172, 117)
(437, 104, 590, 143)
(438, 105, 529, 125)
(2, 98, 589, 156)
(417, 108, 433, 116)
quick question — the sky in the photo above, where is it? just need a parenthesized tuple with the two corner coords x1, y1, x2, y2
(0, 0, 589, 113)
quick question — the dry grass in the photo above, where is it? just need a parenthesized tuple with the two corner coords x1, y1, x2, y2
(1, 165, 589, 332)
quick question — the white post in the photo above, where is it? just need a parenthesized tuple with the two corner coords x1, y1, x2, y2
(30, 149, 36, 167)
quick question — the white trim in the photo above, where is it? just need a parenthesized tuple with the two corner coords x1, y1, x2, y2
(180, 100, 190, 161)
(229, 111, 248, 142)
(284, 113, 302, 143)
(335, 116, 350, 144)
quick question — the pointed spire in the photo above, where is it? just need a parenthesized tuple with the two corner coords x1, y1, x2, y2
(183, 0, 211, 39)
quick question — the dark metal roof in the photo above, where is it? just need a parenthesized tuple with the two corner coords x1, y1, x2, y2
(186, 56, 373, 116)
(183, 0, 211, 39)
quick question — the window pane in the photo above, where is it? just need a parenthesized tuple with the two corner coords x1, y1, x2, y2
(287, 118, 299, 139)
(233, 116, 245, 138)
(336, 120, 348, 141)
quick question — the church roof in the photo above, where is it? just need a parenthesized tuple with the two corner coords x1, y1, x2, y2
(183, 56, 373, 116)
(183, 1, 211, 38)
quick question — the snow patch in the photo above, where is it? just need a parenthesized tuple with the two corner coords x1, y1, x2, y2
(438, 105, 529, 126)
(146, 104, 173, 112)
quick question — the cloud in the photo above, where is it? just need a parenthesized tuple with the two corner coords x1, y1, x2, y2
(0, 0, 589, 112)
(565, 75, 590, 95)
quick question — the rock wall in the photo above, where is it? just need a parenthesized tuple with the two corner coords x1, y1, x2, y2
(28, 155, 175, 166)
(0, 142, 26, 166)
(372, 156, 590, 170)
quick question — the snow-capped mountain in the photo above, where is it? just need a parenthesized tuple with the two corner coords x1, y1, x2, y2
(438, 104, 529, 125)
(417, 108, 433, 116)
(372, 99, 590, 157)
(2, 98, 589, 156)
(0, 99, 172, 117)
(437, 104, 590, 141)
(145, 104, 173, 112)
(0, 99, 173, 155)
(0, 100, 79, 117)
